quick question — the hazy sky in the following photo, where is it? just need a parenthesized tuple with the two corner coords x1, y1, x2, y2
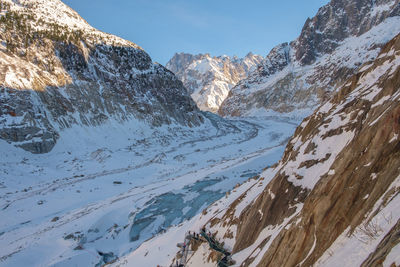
(61, 0, 329, 65)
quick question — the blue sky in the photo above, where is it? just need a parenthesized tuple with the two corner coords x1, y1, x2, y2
(61, 0, 329, 65)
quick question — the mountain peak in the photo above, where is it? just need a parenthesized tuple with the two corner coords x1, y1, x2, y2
(219, 0, 400, 117)
(1, 0, 141, 49)
(0, 0, 203, 153)
(166, 52, 263, 112)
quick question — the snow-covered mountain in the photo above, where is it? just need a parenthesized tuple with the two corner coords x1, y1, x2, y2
(219, 0, 400, 117)
(0, 0, 203, 154)
(114, 31, 400, 267)
(166, 52, 263, 112)
(2, 0, 399, 266)
(0, 1, 303, 266)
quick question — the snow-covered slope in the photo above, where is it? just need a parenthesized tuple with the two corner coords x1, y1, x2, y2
(0, 2, 304, 266)
(166, 53, 263, 113)
(219, 0, 400, 118)
(0, 114, 300, 266)
(114, 33, 400, 267)
(0, 0, 203, 153)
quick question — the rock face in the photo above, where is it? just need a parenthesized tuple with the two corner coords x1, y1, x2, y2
(166, 52, 263, 112)
(219, 0, 400, 117)
(0, 0, 204, 153)
(189, 33, 400, 266)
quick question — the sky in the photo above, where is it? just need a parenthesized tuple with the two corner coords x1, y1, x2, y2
(61, 0, 329, 65)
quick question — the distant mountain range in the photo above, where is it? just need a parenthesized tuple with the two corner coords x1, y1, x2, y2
(166, 52, 262, 112)
(167, 0, 400, 119)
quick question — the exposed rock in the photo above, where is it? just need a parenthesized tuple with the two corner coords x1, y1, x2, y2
(360, 219, 400, 267)
(0, 0, 204, 153)
(166, 52, 263, 112)
(219, 0, 400, 117)
(192, 33, 400, 267)
(233, 174, 309, 254)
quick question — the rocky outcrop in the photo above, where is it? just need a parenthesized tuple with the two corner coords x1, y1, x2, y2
(166, 52, 263, 112)
(294, 0, 400, 65)
(0, 0, 203, 153)
(219, 0, 400, 117)
(192, 33, 400, 266)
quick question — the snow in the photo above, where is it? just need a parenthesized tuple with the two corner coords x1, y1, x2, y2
(258, 209, 263, 219)
(191, 81, 232, 112)
(282, 28, 400, 190)
(242, 203, 304, 267)
(186, 244, 217, 267)
(0, 49, 70, 90)
(112, 173, 262, 266)
(370, 0, 396, 18)
(298, 229, 317, 266)
(227, 15, 400, 118)
(355, 53, 400, 101)
(0, 115, 298, 266)
(233, 167, 277, 218)
(383, 243, 400, 267)
(1, 0, 399, 266)
(369, 106, 390, 126)
(358, 62, 374, 73)
(189, 58, 214, 74)
(389, 134, 398, 143)
(315, 174, 400, 267)
(268, 188, 275, 200)
(168, 53, 262, 113)
(322, 16, 400, 71)
(3, 0, 137, 48)
(371, 95, 391, 108)
(108, 10, 400, 267)
(318, 101, 334, 114)
(286, 126, 355, 189)
(245, 107, 314, 122)
(108, 142, 290, 267)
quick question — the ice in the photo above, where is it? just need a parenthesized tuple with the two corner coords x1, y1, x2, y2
(0, 115, 298, 266)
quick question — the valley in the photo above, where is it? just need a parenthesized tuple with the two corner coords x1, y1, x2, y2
(0, 115, 298, 266)
(0, 0, 399, 266)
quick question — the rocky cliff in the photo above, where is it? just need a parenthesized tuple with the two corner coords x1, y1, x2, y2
(219, 0, 400, 117)
(166, 52, 263, 113)
(0, 0, 204, 153)
(184, 32, 400, 266)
